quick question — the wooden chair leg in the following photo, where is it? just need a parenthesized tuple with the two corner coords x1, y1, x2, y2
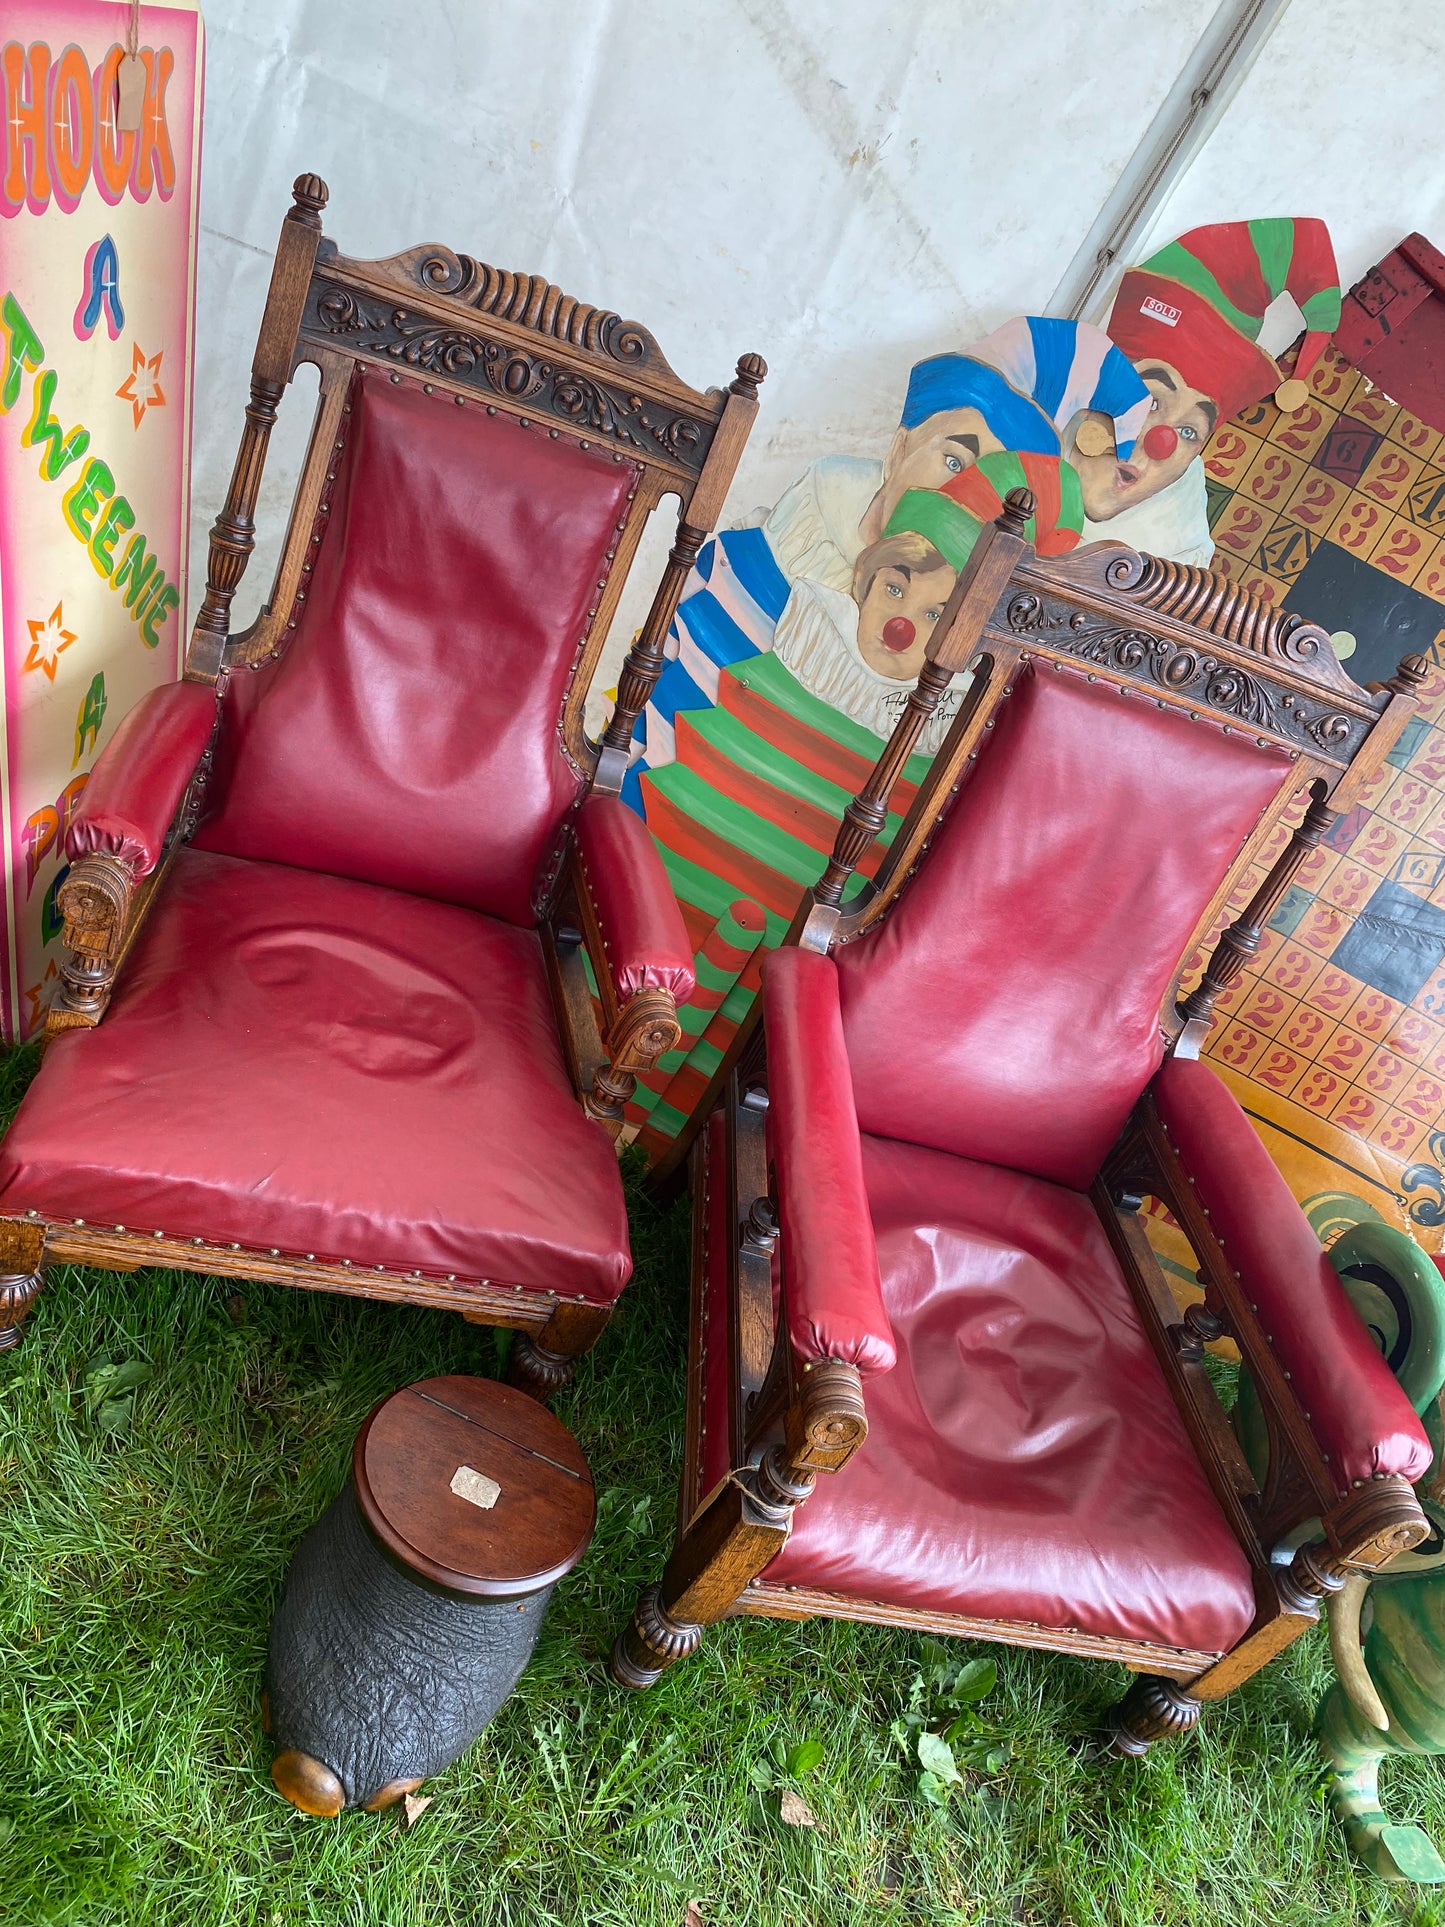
(504, 1300, 611, 1404)
(1097, 1673, 1203, 1758)
(507, 1335, 579, 1401)
(610, 1581, 705, 1688)
(0, 1268, 45, 1351)
(609, 1448, 806, 1690)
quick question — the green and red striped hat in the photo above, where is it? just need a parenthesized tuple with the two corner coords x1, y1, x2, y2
(883, 450, 1085, 570)
(1108, 217, 1341, 420)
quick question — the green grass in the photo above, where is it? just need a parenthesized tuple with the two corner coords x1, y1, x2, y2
(0, 1048, 1442, 1926)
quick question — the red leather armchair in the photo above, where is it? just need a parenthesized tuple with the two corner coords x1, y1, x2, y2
(0, 176, 766, 1398)
(611, 495, 1436, 1754)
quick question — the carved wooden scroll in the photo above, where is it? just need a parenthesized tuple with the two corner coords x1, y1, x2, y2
(1110, 552, 1359, 690)
(1001, 586, 1377, 764)
(332, 246, 681, 381)
(304, 280, 720, 479)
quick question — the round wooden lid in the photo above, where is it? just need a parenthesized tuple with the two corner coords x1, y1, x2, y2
(352, 1375, 595, 1599)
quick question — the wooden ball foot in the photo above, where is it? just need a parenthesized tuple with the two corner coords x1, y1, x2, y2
(272, 1748, 346, 1817)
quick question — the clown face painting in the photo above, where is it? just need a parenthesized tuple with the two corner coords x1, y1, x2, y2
(857, 409, 1004, 551)
(1080, 216, 1342, 525)
(859, 320, 1152, 549)
(851, 532, 954, 681)
(1072, 361, 1218, 523)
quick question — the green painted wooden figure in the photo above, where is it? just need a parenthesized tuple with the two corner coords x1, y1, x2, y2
(1311, 1222, 1445, 1883)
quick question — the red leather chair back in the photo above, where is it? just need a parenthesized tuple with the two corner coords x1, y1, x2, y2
(196, 366, 639, 926)
(835, 662, 1293, 1189)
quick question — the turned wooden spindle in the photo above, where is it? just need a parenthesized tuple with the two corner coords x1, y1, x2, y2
(813, 487, 1035, 910)
(598, 523, 707, 761)
(1170, 1296, 1227, 1362)
(813, 656, 957, 907)
(1176, 779, 1336, 1043)
(188, 176, 330, 679)
(593, 353, 768, 791)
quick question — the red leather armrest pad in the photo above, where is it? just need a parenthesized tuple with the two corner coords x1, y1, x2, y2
(67, 680, 218, 876)
(1155, 1058, 1430, 1490)
(764, 947, 895, 1374)
(574, 793, 695, 1003)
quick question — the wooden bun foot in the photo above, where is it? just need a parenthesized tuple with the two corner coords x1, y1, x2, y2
(1098, 1674, 1202, 1759)
(271, 1748, 346, 1817)
(609, 1583, 703, 1689)
(506, 1333, 576, 1402)
(0, 1269, 44, 1350)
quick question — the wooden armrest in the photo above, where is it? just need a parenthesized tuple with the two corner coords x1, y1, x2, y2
(542, 836, 684, 1138)
(586, 983, 683, 1137)
(46, 680, 216, 1036)
(1153, 1059, 1431, 1491)
(1278, 1475, 1428, 1615)
(1107, 1073, 1432, 1574)
(745, 1356, 870, 1525)
(47, 834, 184, 1037)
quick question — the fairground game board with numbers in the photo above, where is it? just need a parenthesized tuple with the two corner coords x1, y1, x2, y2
(1149, 331, 1445, 1282)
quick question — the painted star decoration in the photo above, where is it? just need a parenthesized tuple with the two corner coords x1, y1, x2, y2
(24, 958, 58, 1034)
(24, 602, 77, 681)
(116, 341, 166, 429)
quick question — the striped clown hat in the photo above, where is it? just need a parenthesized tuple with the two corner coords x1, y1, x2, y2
(883, 450, 1086, 572)
(900, 317, 1152, 460)
(1108, 217, 1341, 419)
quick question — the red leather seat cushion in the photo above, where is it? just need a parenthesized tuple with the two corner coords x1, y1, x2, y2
(196, 367, 639, 926)
(758, 1134, 1257, 1653)
(836, 664, 1292, 1188)
(0, 849, 630, 1301)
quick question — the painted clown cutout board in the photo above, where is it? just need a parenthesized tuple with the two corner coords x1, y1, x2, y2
(620, 217, 1348, 1164)
(0, 5, 203, 1038)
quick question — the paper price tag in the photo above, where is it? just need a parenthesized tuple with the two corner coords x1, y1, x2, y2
(450, 1464, 502, 1510)
(116, 52, 146, 132)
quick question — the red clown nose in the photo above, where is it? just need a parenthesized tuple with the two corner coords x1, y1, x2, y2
(1141, 423, 1178, 461)
(882, 617, 916, 652)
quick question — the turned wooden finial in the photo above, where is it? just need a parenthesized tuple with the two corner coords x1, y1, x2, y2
(290, 174, 329, 224)
(999, 486, 1035, 536)
(1389, 652, 1431, 696)
(731, 353, 768, 399)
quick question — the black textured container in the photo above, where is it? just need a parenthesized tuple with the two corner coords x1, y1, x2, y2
(264, 1375, 595, 1814)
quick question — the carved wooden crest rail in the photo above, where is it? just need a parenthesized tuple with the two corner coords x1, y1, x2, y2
(303, 273, 721, 481)
(998, 555, 1375, 763)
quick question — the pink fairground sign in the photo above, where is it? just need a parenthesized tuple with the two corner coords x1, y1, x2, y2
(0, 4, 203, 1037)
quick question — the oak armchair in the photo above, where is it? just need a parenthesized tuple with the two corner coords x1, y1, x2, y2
(613, 493, 1437, 1753)
(0, 175, 766, 1397)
